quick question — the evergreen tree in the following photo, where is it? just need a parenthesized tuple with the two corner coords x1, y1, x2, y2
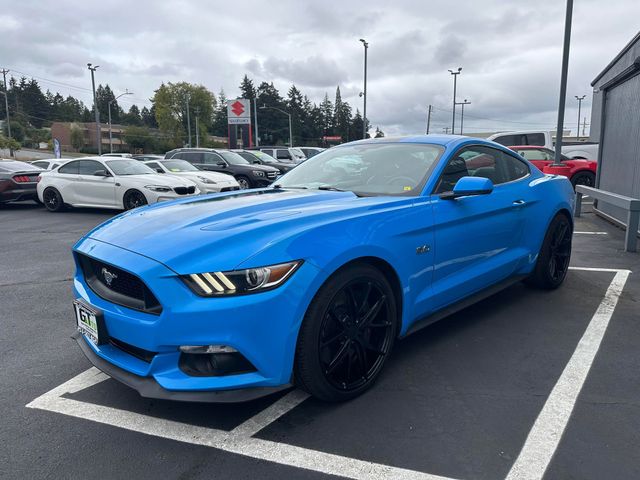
(211, 89, 228, 136)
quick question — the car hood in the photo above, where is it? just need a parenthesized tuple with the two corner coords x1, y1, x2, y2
(85, 189, 399, 274)
(119, 174, 196, 187)
(169, 171, 236, 183)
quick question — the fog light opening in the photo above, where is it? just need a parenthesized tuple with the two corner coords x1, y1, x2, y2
(179, 345, 238, 354)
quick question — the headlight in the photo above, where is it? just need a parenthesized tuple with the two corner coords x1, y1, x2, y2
(197, 176, 216, 184)
(183, 261, 302, 296)
(145, 185, 172, 192)
(252, 170, 265, 177)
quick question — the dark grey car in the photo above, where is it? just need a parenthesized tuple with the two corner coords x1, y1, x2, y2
(0, 160, 43, 204)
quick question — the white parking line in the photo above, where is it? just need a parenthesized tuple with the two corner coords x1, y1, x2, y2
(506, 268, 631, 480)
(574, 231, 607, 235)
(26, 268, 631, 480)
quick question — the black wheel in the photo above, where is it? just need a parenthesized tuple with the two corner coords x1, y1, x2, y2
(236, 176, 251, 189)
(571, 171, 595, 189)
(123, 189, 148, 210)
(526, 213, 572, 289)
(295, 263, 397, 402)
(43, 187, 65, 212)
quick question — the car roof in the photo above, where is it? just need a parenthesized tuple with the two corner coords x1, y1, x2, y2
(345, 134, 484, 148)
(508, 145, 547, 149)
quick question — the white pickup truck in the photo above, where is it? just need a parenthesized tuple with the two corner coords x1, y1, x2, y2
(487, 130, 598, 159)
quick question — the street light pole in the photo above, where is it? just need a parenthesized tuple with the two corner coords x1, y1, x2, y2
(194, 106, 200, 148)
(448, 67, 462, 134)
(253, 97, 259, 146)
(552, 0, 574, 166)
(455, 99, 471, 134)
(87, 63, 101, 155)
(108, 90, 132, 153)
(575, 94, 585, 141)
(260, 104, 292, 147)
(1, 69, 12, 157)
(359, 38, 369, 139)
(185, 95, 191, 148)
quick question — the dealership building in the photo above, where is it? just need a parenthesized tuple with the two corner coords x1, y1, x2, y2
(589, 31, 640, 234)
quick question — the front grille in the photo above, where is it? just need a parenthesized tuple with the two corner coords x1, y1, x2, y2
(109, 337, 157, 363)
(220, 186, 240, 192)
(174, 186, 196, 195)
(267, 172, 277, 179)
(77, 253, 162, 315)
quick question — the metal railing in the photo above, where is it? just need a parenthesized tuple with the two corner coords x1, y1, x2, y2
(575, 185, 640, 252)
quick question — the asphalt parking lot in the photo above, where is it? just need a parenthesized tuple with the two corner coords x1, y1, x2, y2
(1, 201, 639, 480)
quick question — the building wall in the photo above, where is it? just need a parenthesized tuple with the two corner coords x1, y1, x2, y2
(590, 32, 640, 231)
(50, 122, 129, 152)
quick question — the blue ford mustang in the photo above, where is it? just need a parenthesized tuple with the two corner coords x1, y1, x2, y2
(72, 135, 575, 402)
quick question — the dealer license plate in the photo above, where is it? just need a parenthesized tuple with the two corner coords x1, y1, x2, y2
(74, 300, 100, 345)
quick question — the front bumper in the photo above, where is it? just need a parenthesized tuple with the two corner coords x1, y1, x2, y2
(72, 331, 291, 402)
(72, 237, 319, 401)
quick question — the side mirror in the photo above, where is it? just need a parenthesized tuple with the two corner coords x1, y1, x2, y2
(253, 160, 261, 164)
(93, 169, 109, 177)
(216, 161, 226, 167)
(441, 176, 493, 200)
(156, 168, 164, 173)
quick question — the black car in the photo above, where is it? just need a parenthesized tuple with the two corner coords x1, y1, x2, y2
(234, 150, 296, 174)
(0, 160, 43, 204)
(165, 148, 279, 189)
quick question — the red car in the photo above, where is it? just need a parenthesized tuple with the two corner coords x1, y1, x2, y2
(509, 146, 597, 188)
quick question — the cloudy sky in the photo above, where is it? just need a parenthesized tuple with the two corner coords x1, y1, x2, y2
(1, 0, 638, 136)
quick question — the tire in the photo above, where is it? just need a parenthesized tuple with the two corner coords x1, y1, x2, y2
(123, 189, 148, 210)
(43, 187, 65, 212)
(571, 171, 595, 189)
(294, 263, 397, 402)
(525, 213, 572, 289)
(236, 176, 251, 189)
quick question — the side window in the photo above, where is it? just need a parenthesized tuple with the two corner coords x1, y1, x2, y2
(492, 134, 517, 147)
(501, 152, 530, 181)
(178, 152, 203, 163)
(436, 146, 530, 193)
(202, 152, 222, 164)
(58, 161, 79, 175)
(147, 162, 161, 171)
(260, 149, 273, 157)
(78, 160, 103, 175)
(32, 161, 47, 169)
(276, 149, 291, 160)
(525, 133, 545, 146)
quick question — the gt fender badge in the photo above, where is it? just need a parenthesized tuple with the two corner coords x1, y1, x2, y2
(416, 245, 430, 255)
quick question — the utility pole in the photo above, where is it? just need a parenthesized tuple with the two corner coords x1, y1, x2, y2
(253, 97, 259, 146)
(87, 63, 101, 154)
(582, 117, 587, 137)
(456, 99, 471, 134)
(575, 94, 585, 140)
(426, 104, 432, 134)
(552, 0, 574, 166)
(448, 67, 462, 134)
(1, 69, 13, 157)
(185, 95, 191, 148)
(359, 38, 369, 139)
(108, 90, 132, 153)
(443, 127, 451, 134)
(194, 106, 200, 148)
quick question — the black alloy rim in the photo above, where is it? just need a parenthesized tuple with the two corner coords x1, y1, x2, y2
(574, 174, 594, 187)
(319, 279, 394, 391)
(549, 220, 572, 282)
(44, 190, 59, 210)
(125, 192, 146, 209)
(238, 178, 250, 189)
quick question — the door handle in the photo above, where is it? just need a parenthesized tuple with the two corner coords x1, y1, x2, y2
(512, 199, 526, 206)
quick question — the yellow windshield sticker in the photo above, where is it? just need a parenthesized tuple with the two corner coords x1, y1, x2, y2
(403, 186, 412, 191)
(170, 168, 180, 172)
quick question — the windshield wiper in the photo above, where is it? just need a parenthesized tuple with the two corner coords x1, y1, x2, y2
(317, 185, 346, 192)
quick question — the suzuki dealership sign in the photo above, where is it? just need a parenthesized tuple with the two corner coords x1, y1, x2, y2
(227, 99, 251, 125)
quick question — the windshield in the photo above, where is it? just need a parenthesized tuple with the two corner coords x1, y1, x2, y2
(161, 159, 199, 172)
(253, 151, 278, 162)
(290, 147, 306, 159)
(220, 151, 250, 165)
(275, 143, 444, 196)
(106, 159, 155, 175)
